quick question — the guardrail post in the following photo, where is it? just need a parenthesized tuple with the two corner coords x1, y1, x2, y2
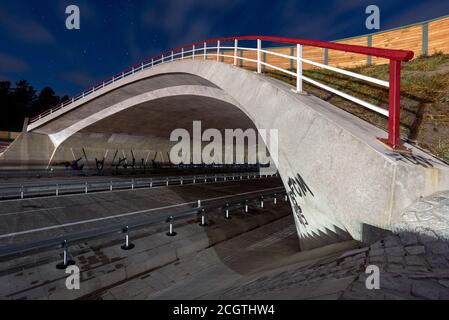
(199, 209, 208, 227)
(56, 240, 75, 269)
(257, 39, 262, 73)
(297, 44, 303, 93)
(131, 179, 134, 190)
(20, 185, 24, 199)
(150, 179, 153, 188)
(225, 203, 231, 219)
(193, 176, 196, 184)
(204, 176, 207, 183)
(110, 181, 113, 191)
(180, 177, 183, 185)
(381, 59, 403, 150)
(234, 39, 238, 66)
(214, 175, 217, 182)
(166, 216, 176, 236)
(166, 178, 169, 186)
(85, 182, 88, 194)
(217, 40, 220, 62)
(121, 226, 135, 250)
(56, 184, 59, 196)
(204, 42, 207, 60)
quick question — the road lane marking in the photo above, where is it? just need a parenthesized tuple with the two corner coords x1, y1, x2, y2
(0, 187, 283, 239)
(0, 206, 66, 217)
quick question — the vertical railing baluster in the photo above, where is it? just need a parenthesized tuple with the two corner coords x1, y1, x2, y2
(217, 40, 220, 62)
(297, 44, 303, 93)
(234, 39, 238, 66)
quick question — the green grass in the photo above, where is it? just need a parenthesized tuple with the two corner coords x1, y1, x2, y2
(261, 53, 449, 162)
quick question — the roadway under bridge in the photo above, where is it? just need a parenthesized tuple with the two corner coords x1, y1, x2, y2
(1, 60, 449, 250)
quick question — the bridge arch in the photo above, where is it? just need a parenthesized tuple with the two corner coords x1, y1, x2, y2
(2, 60, 449, 250)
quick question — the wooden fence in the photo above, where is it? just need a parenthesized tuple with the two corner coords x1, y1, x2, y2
(221, 14, 449, 71)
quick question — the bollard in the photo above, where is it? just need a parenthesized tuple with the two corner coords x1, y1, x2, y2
(204, 176, 207, 183)
(274, 194, 277, 205)
(150, 179, 153, 188)
(121, 226, 135, 250)
(131, 179, 134, 190)
(245, 200, 249, 213)
(85, 182, 88, 194)
(260, 196, 264, 208)
(214, 175, 217, 182)
(197, 200, 201, 208)
(110, 181, 113, 191)
(56, 184, 59, 196)
(193, 176, 196, 184)
(180, 177, 183, 185)
(56, 240, 76, 269)
(20, 186, 24, 199)
(225, 203, 231, 219)
(166, 216, 177, 236)
(166, 178, 169, 186)
(199, 209, 208, 227)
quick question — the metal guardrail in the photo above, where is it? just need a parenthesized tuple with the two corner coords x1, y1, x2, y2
(0, 171, 277, 201)
(0, 187, 287, 268)
(28, 36, 414, 150)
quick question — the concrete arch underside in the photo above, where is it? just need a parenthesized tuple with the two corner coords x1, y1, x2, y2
(2, 60, 449, 250)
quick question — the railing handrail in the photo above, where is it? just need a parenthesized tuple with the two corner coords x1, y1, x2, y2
(28, 35, 414, 150)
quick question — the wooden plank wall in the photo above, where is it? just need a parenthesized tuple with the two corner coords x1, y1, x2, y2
(214, 14, 449, 71)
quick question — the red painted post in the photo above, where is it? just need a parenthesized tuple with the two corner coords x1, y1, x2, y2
(388, 60, 401, 149)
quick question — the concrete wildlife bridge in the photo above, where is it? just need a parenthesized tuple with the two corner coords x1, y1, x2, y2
(1, 36, 449, 250)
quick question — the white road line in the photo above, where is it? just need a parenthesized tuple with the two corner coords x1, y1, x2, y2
(0, 187, 282, 239)
(0, 206, 66, 217)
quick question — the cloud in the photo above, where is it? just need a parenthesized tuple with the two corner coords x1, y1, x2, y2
(60, 71, 97, 87)
(0, 9, 55, 44)
(0, 53, 28, 74)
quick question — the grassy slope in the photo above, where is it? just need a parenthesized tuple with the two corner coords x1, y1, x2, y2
(263, 53, 449, 162)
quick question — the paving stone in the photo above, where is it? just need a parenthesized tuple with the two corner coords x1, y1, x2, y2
(381, 274, 412, 293)
(370, 241, 384, 250)
(411, 280, 441, 300)
(399, 233, 418, 246)
(385, 246, 405, 257)
(405, 256, 427, 267)
(369, 248, 385, 257)
(427, 255, 449, 268)
(405, 245, 426, 256)
(387, 256, 404, 265)
(425, 242, 449, 255)
(384, 236, 401, 248)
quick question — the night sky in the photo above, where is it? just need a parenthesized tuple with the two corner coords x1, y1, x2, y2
(1, 0, 449, 97)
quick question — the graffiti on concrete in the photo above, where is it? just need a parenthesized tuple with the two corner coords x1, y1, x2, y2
(287, 173, 314, 227)
(386, 152, 437, 168)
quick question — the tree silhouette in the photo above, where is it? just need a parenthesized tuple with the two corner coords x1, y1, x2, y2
(0, 80, 66, 132)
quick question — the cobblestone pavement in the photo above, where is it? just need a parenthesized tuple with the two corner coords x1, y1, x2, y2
(393, 191, 449, 241)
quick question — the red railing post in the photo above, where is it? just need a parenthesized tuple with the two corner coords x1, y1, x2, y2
(387, 59, 402, 149)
